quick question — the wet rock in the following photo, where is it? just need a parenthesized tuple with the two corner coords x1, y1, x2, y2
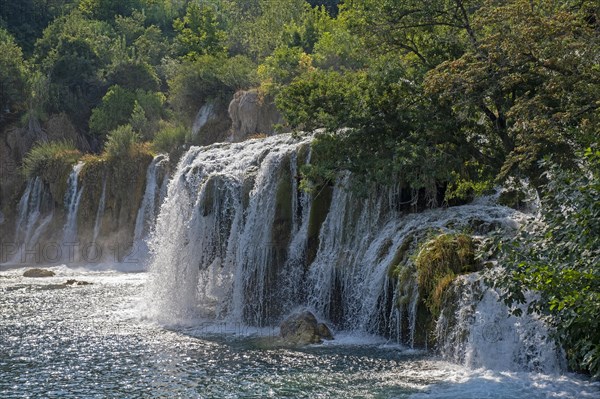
(64, 279, 92, 286)
(23, 268, 55, 278)
(317, 323, 334, 340)
(280, 310, 334, 345)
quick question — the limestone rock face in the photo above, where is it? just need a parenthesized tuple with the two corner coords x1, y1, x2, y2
(280, 310, 334, 345)
(190, 101, 231, 146)
(23, 268, 56, 278)
(228, 89, 284, 142)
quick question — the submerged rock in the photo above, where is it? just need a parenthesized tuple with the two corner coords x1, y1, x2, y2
(64, 279, 92, 286)
(280, 310, 334, 345)
(23, 268, 55, 278)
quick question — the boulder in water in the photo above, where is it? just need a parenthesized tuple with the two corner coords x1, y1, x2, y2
(280, 310, 334, 345)
(23, 268, 55, 278)
(317, 323, 334, 341)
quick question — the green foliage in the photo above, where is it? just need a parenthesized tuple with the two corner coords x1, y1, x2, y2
(22, 140, 81, 179)
(107, 59, 161, 91)
(173, 2, 227, 58)
(89, 85, 136, 136)
(493, 149, 600, 377)
(276, 69, 367, 131)
(78, 0, 142, 21)
(89, 85, 165, 137)
(103, 124, 140, 160)
(423, 0, 600, 183)
(0, 28, 28, 120)
(168, 54, 258, 120)
(278, 56, 461, 194)
(311, 16, 365, 70)
(151, 122, 187, 155)
(0, 0, 73, 53)
(415, 233, 477, 316)
(226, 0, 308, 60)
(258, 47, 314, 92)
(34, 10, 116, 127)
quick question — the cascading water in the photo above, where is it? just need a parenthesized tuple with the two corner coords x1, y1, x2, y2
(130, 154, 170, 264)
(148, 135, 313, 324)
(11, 177, 53, 262)
(62, 162, 84, 246)
(436, 274, 566, 373)
(133, 155, 170, 245)
(147, 133, 564, 373)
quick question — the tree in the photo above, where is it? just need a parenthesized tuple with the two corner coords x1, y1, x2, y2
(89, 85, 165, 137)
(34, 10, 116, 128)
(107, 60, 161, 92)
(79, 0, 142, 21)
(423, 0, 600, 182)
(224, 0, 308, 60)
(0, 0, 74, 54)
(173, 2, 227, 58)
(167, 54, 257, 120)
(0, 28, 28, 121)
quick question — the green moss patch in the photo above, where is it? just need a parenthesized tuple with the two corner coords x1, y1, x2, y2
(415, 233, 478, 317)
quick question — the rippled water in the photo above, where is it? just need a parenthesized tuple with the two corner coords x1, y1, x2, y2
(1, 266, 597, 398)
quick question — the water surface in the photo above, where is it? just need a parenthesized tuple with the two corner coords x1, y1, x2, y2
(0, 266, 596, 398)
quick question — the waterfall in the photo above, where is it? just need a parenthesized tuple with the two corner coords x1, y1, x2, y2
(133, 154, 169, 244)
(11, 177, 53, 263)
(436, 274, 566, 373)
(149, 134, 514, 324)
(62, 162, 84, 246)
(131, 155, 170, 263)
(148, 135, 313, 324)
(147, 133, 564, 373)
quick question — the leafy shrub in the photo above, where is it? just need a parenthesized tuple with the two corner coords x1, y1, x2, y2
(103, 125, 140, 160)
(89, 85, 136, 136)
(106, 59, 160, 91)
(258, 46, 314, 93)
(151, 122, 187, 155)
(22, 140, 81, 179)
(89, 85, 165, 137)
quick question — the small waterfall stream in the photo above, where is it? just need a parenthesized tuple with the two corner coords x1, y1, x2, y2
(62, 162, 84, 246)
(12, 177, 53, 262)
(131, 154, 170, 261)
(133, 154, 169, 244)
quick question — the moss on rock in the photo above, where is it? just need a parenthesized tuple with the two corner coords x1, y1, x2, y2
(415, 233, 478, 317)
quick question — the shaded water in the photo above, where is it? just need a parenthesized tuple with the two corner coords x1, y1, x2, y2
(1, 266, 597, 398)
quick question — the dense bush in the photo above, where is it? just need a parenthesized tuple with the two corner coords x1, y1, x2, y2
(167, 54, 258, 120)
(22, 140, 81, 179)
(151, 122, 187, 156)
(89, 85, 165, 138)
(103, 125, 140, 160)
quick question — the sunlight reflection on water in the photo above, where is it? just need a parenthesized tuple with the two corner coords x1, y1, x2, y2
(0, 267, 597, 398)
